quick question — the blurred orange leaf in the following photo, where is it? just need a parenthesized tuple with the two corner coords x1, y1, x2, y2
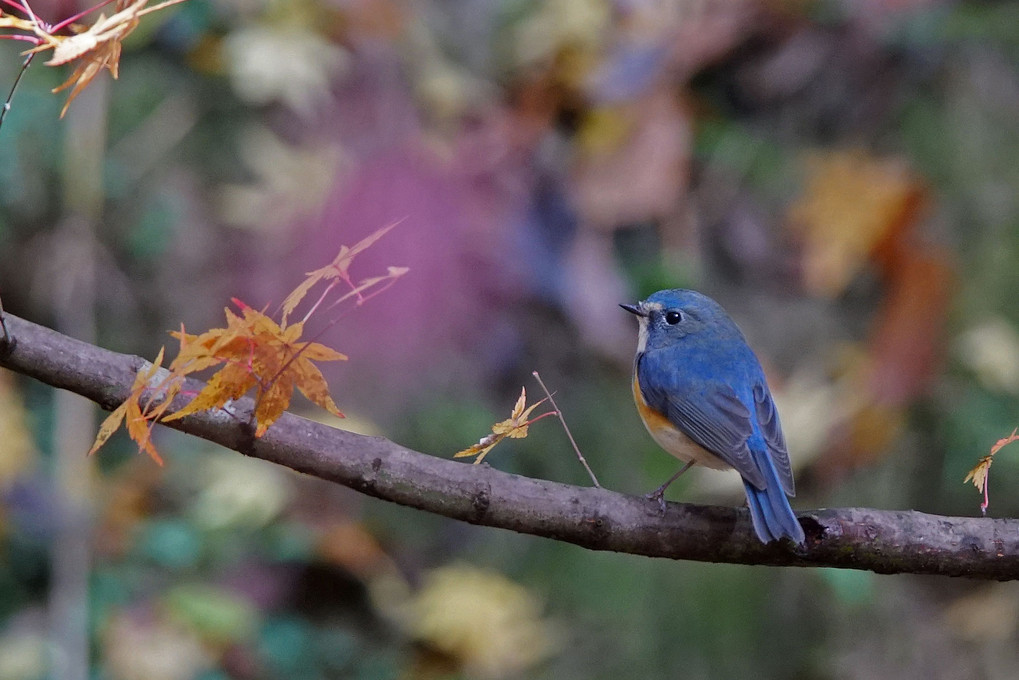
(573, 91, 691, 229)
(866, 250, 952, 406)
(787, 149, 925, 297)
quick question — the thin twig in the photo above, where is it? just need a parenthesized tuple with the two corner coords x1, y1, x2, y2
(0, 52, 34, 134)
(532, 371, 600, 488)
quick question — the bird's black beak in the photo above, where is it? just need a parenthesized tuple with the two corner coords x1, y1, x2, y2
(619, 303, 644, 317)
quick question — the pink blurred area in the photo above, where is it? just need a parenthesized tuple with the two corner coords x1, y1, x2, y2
(269, 70, 544, 411)
(307, 145, 527, 406)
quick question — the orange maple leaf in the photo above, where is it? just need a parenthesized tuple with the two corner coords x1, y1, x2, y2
(163, 300, 346, 436)
(89, 225, 404, 462)
(787, 149, 925, 298)
(964, 427, 1019, 516)
(455, 388, 554, 465)
(88, 347, 180, 465)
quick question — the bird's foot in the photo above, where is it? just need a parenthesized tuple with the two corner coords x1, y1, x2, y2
(643, 461, 694, 514)
(644, 486, 668, 515)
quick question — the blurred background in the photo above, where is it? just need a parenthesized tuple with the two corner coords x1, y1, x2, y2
(2, 0, 1019, 678)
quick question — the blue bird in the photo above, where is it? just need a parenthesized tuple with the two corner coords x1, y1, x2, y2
(621, 289, 805, 544)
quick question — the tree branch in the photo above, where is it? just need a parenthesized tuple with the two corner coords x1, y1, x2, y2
(0, 311, 1015, 580)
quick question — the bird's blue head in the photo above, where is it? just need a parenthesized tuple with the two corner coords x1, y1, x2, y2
(620, 289, 744, 354)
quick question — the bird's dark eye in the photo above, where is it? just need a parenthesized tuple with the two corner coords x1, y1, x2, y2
(664, 310, 683, 325)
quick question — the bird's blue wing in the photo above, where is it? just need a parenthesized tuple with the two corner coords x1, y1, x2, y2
(661, 388, 767, 490)
(638, 352, 767, 489)
(753, 382, 795, 496)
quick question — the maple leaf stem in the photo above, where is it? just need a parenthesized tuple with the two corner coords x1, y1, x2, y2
(302, 278, 339, 325)
(355, 275, 400, 307)
(275, 275, 399, 387)
(300, 273, 405, 352)
(0, 51, 33, 134)
(532, 371, 601, 488)
(255, 309, 350, 400)
(135, 0, 189, 19)
(981, 476, 989, 517)
(138, 372, 176, 413)
(339, 269, 356, 293)
(14, 0, 37, 25)
(526, 410, 559, 425)
(324, 272, 402, 316)
(0, 34, 41, 43)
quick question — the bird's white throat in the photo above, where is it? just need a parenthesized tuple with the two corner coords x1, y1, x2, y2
(636, 316, 649, 354)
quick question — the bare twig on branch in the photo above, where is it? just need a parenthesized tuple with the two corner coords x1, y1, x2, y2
(532, 370, 600, 488)
(0, 311, 1016, 580)
(0, 53, 33, 133)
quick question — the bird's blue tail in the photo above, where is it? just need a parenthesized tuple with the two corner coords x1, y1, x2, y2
(743, 452, 804, 544)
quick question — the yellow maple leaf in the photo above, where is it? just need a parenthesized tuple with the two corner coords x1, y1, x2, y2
(964, 427, 1019, 516)
(163, 301, 347, 435)
(407, 564, 559, 677)
(289, 351, 342, 417)
(491, 387, 546, 439)
(963, 456, 992, 494)
(455, 388, 553, 464)
(89, 347, 179, 464)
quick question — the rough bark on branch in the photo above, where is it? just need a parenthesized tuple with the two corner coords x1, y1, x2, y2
(0, 311, 1015, 580)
